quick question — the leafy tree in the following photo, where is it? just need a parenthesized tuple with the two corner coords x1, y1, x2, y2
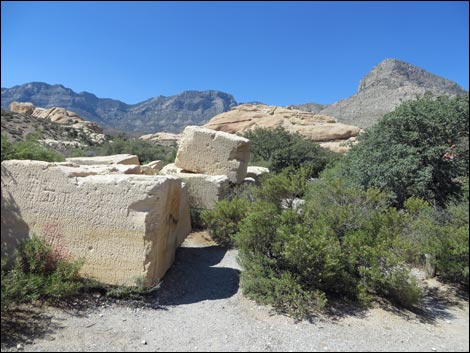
(338, 94, 469, 207)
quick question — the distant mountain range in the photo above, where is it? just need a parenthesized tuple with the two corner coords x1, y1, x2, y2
(1, 58, 467, 133)
(1, 84, 237, 134)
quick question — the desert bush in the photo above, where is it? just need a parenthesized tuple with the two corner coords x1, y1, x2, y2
(338, 94, 469, 207)
(243, 127, 338, 177)
(201, 197, 250, 248)
(1, 235, 85, 312)
(1, 133, 65, 162)
(235, 178, 422, 319)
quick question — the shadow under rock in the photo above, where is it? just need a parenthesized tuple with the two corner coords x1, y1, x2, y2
(151, 246, 240, 307)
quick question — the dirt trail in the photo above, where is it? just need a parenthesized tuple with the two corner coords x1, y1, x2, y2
(2, 232, 468, 352)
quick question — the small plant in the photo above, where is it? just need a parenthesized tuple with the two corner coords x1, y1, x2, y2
(1, 235, 85, 312)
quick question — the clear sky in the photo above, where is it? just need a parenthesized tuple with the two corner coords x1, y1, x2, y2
(1, 1, 468, 106)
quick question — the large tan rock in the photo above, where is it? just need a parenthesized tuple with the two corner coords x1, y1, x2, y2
(1, 160, 189, 287)
(66, 154, 140, 166)
(175, 126, 251, 184)
(9, 102, 36, 115)
(140, 132, 182, 147)
(160, 164, 230, 209)
(141, 160, 164, 175)
(203, 104, 361, 152)
(32, 107, 86, 125)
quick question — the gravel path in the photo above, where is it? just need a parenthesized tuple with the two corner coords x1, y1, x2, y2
(2, 232, 468, 352)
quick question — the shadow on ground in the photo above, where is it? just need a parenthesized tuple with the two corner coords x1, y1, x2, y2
(150, 246, 240, 307)
(1, 306, 64, 349)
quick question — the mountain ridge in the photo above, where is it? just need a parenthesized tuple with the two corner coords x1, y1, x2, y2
(2, 58, 467, 132)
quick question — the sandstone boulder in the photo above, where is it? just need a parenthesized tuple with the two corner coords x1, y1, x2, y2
(141, 160, 164, 175)
(32, 107, 86, 125)
(246, 166, 270, 183)
(175, 126, 251, 184)
(160, 164, 230, 209)
(66, 154, 140, 166)
(9, 102, 36, 115)
(1, 160, 190, 287)
(203, 104, 361, 153)
(140, 132, 182, 147)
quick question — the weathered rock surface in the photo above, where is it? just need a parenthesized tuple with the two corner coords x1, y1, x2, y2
(175, 183, 191, 247)
(160, 164, 230, 209)
(140, 132, 182, 147)
(66, 154, 140, 166)
(1, 160, 190, 287)
(246, 166, 270, 184)
(9, 102, 36, 115)
(175, 126, 251, 184)
(203, 104, 361, 152)
(141, 160, 164, 175)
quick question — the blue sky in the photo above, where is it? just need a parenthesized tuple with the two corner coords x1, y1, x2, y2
(1, 1, 468, 106)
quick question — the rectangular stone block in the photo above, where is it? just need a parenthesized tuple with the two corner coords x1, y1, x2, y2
(175, 126, 251, 184)
(160, 164, 230, 209)
(1, 160, 187, 287)
(66, 154, 140, 165)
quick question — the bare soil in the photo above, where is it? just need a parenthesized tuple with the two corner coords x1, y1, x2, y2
(1, 232, 468, 352)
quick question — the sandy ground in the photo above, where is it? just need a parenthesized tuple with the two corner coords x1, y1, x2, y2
(1, 232, 468, 352)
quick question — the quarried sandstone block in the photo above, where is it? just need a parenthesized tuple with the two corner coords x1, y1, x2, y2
(1, 160, 189, 287)
(175, 126, 250, 184)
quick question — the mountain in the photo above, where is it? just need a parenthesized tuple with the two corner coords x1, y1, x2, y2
(1, 83, 237, 134)
(2, 59, 467, 133)
(300, 59, 467, 128)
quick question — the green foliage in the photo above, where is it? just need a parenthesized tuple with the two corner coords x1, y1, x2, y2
(338, 94, 469, 207)
(1, 235, 85, 312)
(201, 198, 250, 248)
(254, 167, 312, 209)
(1, 133, 65, 162)
(243, 127, 338, 177)
(235, 178, 422, 318)
(73, 136, 176, 164)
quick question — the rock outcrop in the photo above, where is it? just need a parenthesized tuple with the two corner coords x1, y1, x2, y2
(7, 102, 106, 145)
(139, 132, 182, 147)
(175, 126, 251, 184)
(203, 104, 361, 152)
(1, 158, 192, 287)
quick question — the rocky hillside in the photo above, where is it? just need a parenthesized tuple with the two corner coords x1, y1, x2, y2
(1, 83, 237, 134)
(1, 102, 106, 151)
(297, 59, 467, 128)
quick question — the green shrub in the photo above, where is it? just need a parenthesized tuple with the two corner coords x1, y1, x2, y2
(235, 178, 422, 319)
(254, 167, 312, 209)
(243, 127, 338, 176)
(201, 198, 250, 248)
(338, 94, 469, 207)
(1, 235, 85, 312)
(1, 133, 65, 162)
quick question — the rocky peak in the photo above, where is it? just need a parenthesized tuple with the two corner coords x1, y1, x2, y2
(358, 58, 465, 95)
